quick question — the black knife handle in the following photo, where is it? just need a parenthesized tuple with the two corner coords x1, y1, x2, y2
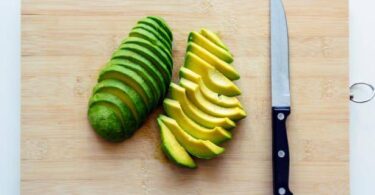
(272, 107, 293, 195)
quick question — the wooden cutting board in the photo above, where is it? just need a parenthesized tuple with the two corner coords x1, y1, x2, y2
(21, 0, 349, 194)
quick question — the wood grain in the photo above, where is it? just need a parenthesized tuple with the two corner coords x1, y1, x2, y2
(21, 0, 349, 194)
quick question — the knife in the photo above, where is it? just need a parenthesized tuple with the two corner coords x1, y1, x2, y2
(270, 0, 293, 195)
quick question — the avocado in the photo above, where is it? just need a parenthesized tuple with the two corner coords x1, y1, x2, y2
(159, 115, 225, 159)
(184, 52, 241, 96)
(107, 61, 162, 104)
(200, 28, 229, 51)
(179, 67, 243, 108)
(121, 37, 172, 73)
(93, 79, 147, 125)
(147, 16, 173, 42)
(157, 117, 196, 168)
(179, 78, 246, 121)
(115, 41, 172, 77)
(89, 93, 137, 140)
(110, 49, 169, 89)
(132, 23, 172, 52)
(163, 98, 232, 144)
(169, 83, 236, 130)
(187, 42, 239, 80)
(128, 28, 172, 69)
(188, 31, 233, 63)
(98, 65, 156, 111)
(138, 18, 172, 45)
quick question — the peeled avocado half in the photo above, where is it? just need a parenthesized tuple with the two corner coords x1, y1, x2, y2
(158, 29, 247, 168)
(88, 16, 173, 142)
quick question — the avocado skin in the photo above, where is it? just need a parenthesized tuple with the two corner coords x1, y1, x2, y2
(88, 16, 173, 142)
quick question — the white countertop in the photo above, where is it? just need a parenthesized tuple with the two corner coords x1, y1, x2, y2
(1, 0, 374, 194)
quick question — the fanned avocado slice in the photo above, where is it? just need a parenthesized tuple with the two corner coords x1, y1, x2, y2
(163, 98, 232, 144)
(129, 28, 173, 70)
(159, 115, 225, 159)
(110, 49, 168, 91)
(138, 18, 172, 47)
(115, 41, 172, 77)
(132, 23, 172, 52)
(147, 16, 173, 42)
(120, 37, 172, 74)
(89, 93, 137, 140)
(93, 79, 148, 125)
(98, 65, 156, 111)
(107, 61, 162, 104)
(200, 28, 229, 51)
(157, 117, 196, 168)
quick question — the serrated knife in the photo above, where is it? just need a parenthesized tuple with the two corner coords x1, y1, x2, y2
(270, 0, 293, 195)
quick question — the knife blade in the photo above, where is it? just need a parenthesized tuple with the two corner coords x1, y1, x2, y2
(270, 0, 293, 195)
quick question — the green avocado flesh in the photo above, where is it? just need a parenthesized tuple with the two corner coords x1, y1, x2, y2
(158, 28, 246, 168)
(88, 16, 173, 142)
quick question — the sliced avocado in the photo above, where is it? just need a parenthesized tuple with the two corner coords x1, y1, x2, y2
(147, 16, 173, 42)
(128, 28, 173, 71)
(132, 23, 172, 52)
(88, 104, 124, 142)
(187, 42, 239, 80)
(184, 52, 241, 96)
(157, 117, 196, 168)
(163, 99, 232, 144)
(93, 79, 147, 125)
(200, 28, 229, 51)
(121, 37, 172, 73)
(98, 65, 156, 111)
(115, 41, 172, 77)
(188, 31, 233, 63)
(138, 18, 172, 46)
(110, 49, 168, 90)
(159, 115, 225, 159)
(179, 67, 243, 108)
(179, 78, 247, 121)
(107, 61, 161, 104)
(89, 92, 137, 140)
(169, 83, 236, 130)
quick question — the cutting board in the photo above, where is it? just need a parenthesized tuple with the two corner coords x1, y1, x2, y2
(21, 0, 349, 194)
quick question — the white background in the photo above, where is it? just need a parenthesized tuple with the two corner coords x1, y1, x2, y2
(0, 0, 374, 194)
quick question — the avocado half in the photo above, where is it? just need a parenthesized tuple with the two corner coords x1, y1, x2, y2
(88, 16, 173, 142)
(157, 28, 246, 168)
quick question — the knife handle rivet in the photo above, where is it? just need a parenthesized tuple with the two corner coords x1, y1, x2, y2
(278, 150, 285, 158)
(278, 187, 286, 195)
(277, 113, 285, 120)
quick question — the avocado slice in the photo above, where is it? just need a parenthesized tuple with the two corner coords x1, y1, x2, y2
(169, 83, 236, 130)
(98, 65, 156, 111)
(107, 61, 161, 104)
(159, 115, 225, 159)
(179, 78, 246, 121)
(138, 18, 172, 46)
(157, 117, 196, 168)
(121, 37, 172, 73)
(184, 52, 241, 96)
(110, 49, 168, 90)
(147, 16, 173, 42)
(188, 31, 233, 63)
(89, 93, 137, 140)
(93, 79, 147, 125)
(179, 67, 243, 108)
(132, 23, 172, 52)
(115, 41, 172, 77)
(163, 99, 232, 144)
(128, 28, 173, 71)
(200, 28, 229, 51)
(187, 42, 239, 80)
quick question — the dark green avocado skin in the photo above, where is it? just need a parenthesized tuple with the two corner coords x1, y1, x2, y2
(88, 16, 173, 142)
